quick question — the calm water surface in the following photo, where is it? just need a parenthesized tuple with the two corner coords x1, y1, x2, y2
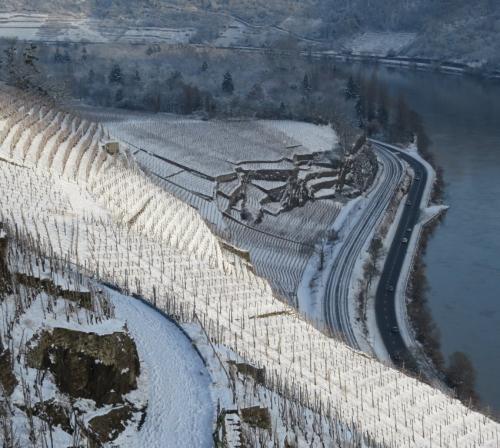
(346, 64, 500, 411)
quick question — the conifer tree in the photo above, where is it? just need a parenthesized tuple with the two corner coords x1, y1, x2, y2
(222, 71, 234, 94)
(109, 63, 123, 84)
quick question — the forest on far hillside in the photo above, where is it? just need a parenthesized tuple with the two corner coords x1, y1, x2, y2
(2, 0, 500, 65)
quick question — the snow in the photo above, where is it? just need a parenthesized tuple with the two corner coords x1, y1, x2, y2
(1, 260, 147, 447)
(312, 188, 336, 199)
(75, 108, 336, 178)
(214, 20, 250, 47)
(347, 32, 417, 56)
(251, 179, 286, 191)
(1, 241, 215, 447)
(0, 13, 196, 44)
(297, 194, 365, 322)
(260, 120, 338, 154)
(108, 291, 214, 448)
(1, 90, 499, 447)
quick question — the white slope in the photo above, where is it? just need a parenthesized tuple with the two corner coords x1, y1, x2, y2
(0, 89, 499, 447)
(109, 290, 214, 448)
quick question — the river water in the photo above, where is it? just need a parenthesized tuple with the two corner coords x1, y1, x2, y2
(343, 63, 500, 412)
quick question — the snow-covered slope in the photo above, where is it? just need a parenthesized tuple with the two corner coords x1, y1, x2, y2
(0, 88, 499, 447)
(0, 236, 214, 447)
(108, 290, 214, 448)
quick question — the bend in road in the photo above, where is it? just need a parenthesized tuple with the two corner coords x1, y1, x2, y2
(372, 142, 428, 371)
(324, 145, 404, 349)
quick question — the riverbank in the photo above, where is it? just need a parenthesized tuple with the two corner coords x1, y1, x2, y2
(317, 51, 500, 81)
(393, 141, 488, 410)
(366, 141, 448, 378)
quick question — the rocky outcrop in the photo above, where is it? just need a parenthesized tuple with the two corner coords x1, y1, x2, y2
(15, 273, 93, 309)
(0, 349, 17, 396)
(88, 405, 134, 445)
(241, 406, 271, 430)
(229, 361, 265, 384)
(32, 399, 73, 434)
(280, 176, 310, 211)
(26, 328, 140, 406)
(0, 227, 11, 293)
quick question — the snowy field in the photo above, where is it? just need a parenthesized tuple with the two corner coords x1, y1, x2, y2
(78, 108, 338, 177)
(0, 12, 195, 43)
(77, 107, 341, 302)
(108, 290, 214, 447)
(346, 32, 417, 56)
(1, 241, 213, 447)
(0, 88, 499, 447)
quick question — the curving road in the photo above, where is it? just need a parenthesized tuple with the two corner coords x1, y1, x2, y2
(371, 141, 428, 369)
(324, 144, 404, 349)
(323, 138, 430, 372)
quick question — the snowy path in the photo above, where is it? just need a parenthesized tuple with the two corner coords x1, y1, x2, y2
(109, 291, 214, 448)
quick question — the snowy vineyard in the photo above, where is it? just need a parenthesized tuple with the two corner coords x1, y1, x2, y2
(79, 107, 344, 303)
(0, 88, 499, 447)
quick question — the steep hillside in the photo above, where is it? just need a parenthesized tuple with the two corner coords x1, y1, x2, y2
(2, 0, 500, 64)
(0, 86, 499, 447)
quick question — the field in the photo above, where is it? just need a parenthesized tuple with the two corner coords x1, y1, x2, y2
(77, 107, 346, 302)
(0, 12, 196, 43)
(0, 87, 498, 447)
(0, 234, 216, 447)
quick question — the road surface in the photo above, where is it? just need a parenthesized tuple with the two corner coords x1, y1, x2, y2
(324, 140, 429, 371)
(371, 142, 428, 369)
(323, 144, 404, 349)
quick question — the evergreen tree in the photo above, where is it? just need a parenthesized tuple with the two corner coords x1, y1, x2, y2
(279, 101, 286, 117)
(201, 61, 208, 72)
(365, 74, 378, 122)
(62, 50, 71, 63)
(22, 44, 39, 72)
(88, 69, 95, 84)
(54, 48, 64, 63)
(302, 74, 311, 94)
(355, 96, 365, 127)
(345, 75, 359, 100)
(222, 71, 234, 94)
(133, 69, 141, 83)
(115, 89, 124, 103)
(377, 85, 390, 129)
(109, 63, 123, 84)
(81, 47, 88, 61)
(391, 94, 411, 142)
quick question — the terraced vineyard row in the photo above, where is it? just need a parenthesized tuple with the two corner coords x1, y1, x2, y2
(1, 90, 498, 447)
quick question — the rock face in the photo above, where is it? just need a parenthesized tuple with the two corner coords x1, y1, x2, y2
(241, 406, 271, 430)
(32, 399, 73, 434)
(26, 328, 140, 406)
(88, 405, 134, 444)
(0, 229, 11, 293)
(15, 273, 93, 309)
(0, 349, 17, 396)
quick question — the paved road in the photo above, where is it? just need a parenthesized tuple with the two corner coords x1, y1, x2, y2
(371, 142, 428, 369)
(324, 145, 404, 348)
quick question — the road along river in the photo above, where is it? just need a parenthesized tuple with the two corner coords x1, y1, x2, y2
(340, 62, 500, 413)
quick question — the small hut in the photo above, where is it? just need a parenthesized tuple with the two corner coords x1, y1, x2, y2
(103, 141, 120, 156)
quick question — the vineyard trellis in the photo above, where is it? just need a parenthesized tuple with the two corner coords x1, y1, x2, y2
(0, 89, 498, 447)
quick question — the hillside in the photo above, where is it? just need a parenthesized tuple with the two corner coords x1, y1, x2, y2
(2, 0, 500, 64)
(0, 86, 499, 447)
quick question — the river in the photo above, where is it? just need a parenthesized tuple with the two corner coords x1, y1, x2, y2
(342, 63, 500, 412)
